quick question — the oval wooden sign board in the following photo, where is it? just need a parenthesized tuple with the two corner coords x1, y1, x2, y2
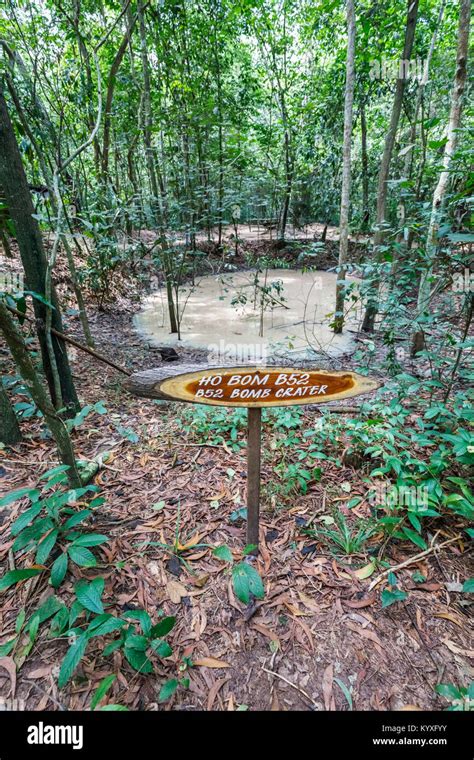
(126, 364, 380, 408)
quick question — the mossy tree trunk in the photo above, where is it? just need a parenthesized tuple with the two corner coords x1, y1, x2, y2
(0, 90, 79, 414)
(0, 379, 22, 445)
(0, 300, 81, 486)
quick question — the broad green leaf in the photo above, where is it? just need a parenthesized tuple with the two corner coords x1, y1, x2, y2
(0, 568, 43, 592)
(39, 464, 70, 480)
(462, 578, 474, 593)
(124, 646, 153, 673)
(0, 638, 16, 656)
(151, 639, 172, 658)
(87, 617, 124, 637)
(63, 510, 92, 530)
(123, 610, 152, 636)
(402, 527, 427, 550)
(13, 518, 54, 552)
(91, 674, 116, 710)
(50, 553, 68, 588)
(10, 502, 43, 536)
(381, 588, 408, 608)
(0, 487, 40, 509)
(36, 529, 59, 564)
(58, 633, 89, 689)
(124, 634, 148, 651)
(68, 546, 97, 568)
(149, 616, 176, 639)
(158, 678, 178, 703)
(232, 562, 264, 605)
(103, 639, 123, 657)
(435, 683, 461, 701)
(213, 545, 233, 563)
(70, 534, 109, 548)
(75, 579, 104, 614)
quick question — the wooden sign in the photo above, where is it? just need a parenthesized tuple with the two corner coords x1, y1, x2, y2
(125, 364, 381, 554)
(125, 364, 380, 408)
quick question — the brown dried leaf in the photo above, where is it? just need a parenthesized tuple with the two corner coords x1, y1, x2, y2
(322, 663, 334, 711)
(194, 657, 232, 669)
(434, 612, 463, 628)
(297, 591, 319, 613)
(0, 657, 16, 698)
(207, 676, 231, 710)
(442, 639, 474, 658)
(166, 580, 188, 603)
(342, 595, 376, 609)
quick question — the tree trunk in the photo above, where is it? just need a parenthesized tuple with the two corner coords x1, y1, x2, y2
(334, 0, 356, 335)
(101, 13, 137, 181)
(6, 75, 95, 348)
(361, 0, 419, 332)
(0, 380, 22, 445)
(0, 91, 79, 413)
(411, 0, 471, 355)
(138, 0, 178, 335)
(393, 0, 446, 268)
(0, 301, 80, 485)
(360, 99, 370, 229)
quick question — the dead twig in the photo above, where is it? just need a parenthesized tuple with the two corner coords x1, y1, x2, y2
(368, 534, 462, 591)
(262, 664, 317, 709)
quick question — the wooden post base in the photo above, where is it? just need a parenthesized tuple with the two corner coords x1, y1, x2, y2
(247, 406, 261, 554)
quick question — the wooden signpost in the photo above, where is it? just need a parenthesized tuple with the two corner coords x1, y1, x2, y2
(126, 365, 380, 552)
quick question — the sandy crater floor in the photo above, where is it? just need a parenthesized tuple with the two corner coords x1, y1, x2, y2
(134, 269, 361, 360)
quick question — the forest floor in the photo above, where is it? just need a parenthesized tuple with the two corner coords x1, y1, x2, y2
(0, 232, 472, 712)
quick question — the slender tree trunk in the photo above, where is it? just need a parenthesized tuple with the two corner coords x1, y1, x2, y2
(0, 91, 79, 413)
(393, 0, 446, 267)
(0, 301, 80, 486)
(101, 13, 136, 181)
(411, 0, 471, 355)
(360, 98, 370, 229)
(361, 0, 419, 332)
(138, 0, 178, 334)
(0, 225, 12, 258)
(0, 379, 22, 445)
(6, 75, 95, 348)
(279, 120, 293, 241)
(213, 32, 225, 246)
(334, 0, 356, 335)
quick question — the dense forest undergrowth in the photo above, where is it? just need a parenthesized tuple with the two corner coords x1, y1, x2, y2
(0, 0, 473, 714)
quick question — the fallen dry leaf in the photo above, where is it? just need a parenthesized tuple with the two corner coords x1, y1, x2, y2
(442, 639, 474, 658)
(26, 665, 53, 679)
(177, 533, 202, 551)
(298, 591, 319, 613)
(343, 595, 376, 609)
(207, 676, 231, 710)
(166, 580, 188, 603)
(322, 663, 335, 711)
(252, 623, 280, 645)
(194, 657, 232, 669)
(346, 620, 386, 659)
(434, 612, 463, 628)
(354, 561, 376, 580)
(0, 657, 16, 698)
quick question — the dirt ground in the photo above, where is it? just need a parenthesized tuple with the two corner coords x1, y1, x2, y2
(0, 235, 472, 712)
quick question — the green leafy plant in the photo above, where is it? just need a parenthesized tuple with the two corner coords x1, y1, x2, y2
(0, 473, 108, 591)
(381, 572, 408, 608)
(213, 544, 265, 604)
(435, 682, 474, 711)
(58, 578, 180, 701)
(304, 511, 377, 556)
